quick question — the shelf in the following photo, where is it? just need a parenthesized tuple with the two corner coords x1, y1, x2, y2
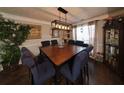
(105, 44, 119, 48)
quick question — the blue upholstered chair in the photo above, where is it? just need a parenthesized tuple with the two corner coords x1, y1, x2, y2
(82, 45, 93, 84)
(82, 43, 89, 47)
(75, 40, 89, 47)
(38, 46, 48, 62)
(40, 41, 50, 59)
(85, 45, 93, 53)
(31, 61, 55, 85)
(41, 41, 50, 47)
(21, 47, 36, 68)
(68, 40, 75, 45)
(75, 40, 84, 46)
(21, 47, 55, 85)
(51, 40, 58, 45)
(60, 51, 88, 84)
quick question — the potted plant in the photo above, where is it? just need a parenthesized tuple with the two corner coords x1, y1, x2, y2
(0, 14, 31, 70)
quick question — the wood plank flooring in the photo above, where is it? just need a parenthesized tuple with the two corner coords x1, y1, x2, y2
(46, 59, 124, 85)
(88, 60, 124, 85)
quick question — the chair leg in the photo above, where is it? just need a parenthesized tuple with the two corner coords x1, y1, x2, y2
(84, 64, 89, 85)
(81, 69, 84, 84)
(84, 66, 87, 84)
(86, 64, 89, 83)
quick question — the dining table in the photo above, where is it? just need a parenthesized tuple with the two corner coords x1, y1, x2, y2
(40, 44, 86, 66)
(40, 44, 86, 84)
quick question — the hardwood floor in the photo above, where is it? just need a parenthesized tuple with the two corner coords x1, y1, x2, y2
(88, 59, 124, 85)
(45, 59, 124, 85)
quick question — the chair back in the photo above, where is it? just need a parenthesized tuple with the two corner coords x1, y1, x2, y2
(31, 61, 55, 85)
(41, 41, 50, 47)
(82, 43, 89, 47)
(85, 45, 93, 53)
(72, 51, 88, 80)
(51, 40, 58, 45)
(75, 41, 84, 46)
(68, 40, 75, 45)
(21, 47, 36, 68)
(21, 47, 55, 85)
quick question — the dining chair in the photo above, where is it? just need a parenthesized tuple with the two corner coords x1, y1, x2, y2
(82, 43, 89, 47)
(68, 40, 75, 45)
(75, 40, 84, 46)
(60, 51, 88, 84)
(64, 39, 67, 43)
(38, 46, 47, 57)
(21, 47, 36, 68)
(21, 47, 55, 85)
(41, 41, 50, 47)
(85, 45, 93, 53)
(82, 45, 93, 83)
(31, 61, 55, 85)
(51, 40, 58, 45)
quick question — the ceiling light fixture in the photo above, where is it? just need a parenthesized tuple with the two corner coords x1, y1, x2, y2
(51, 7, 72, 31)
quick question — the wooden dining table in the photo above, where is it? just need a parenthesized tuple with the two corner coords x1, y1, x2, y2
(40, 44, 86, 66)
(40, 44, 86, 84)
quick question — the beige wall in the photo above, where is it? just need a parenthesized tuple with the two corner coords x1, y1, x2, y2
(20, 24, 59, 56)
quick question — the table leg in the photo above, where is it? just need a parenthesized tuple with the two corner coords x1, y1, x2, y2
(54, 66, 61, 85)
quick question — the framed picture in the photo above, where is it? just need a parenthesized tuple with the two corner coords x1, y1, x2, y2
(52, 30, 59, 38)
(28, 25, 41, 39)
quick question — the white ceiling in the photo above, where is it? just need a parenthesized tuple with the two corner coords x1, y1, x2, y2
(0, 7, 123, 24)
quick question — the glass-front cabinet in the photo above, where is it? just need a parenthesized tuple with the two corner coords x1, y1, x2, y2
(103, 17, 124, 78)
(105, 28, 119, 70)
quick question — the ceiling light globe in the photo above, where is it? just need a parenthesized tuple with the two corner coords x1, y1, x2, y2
(59, 25, 61, 29)
(68, 27, 70, 30)
(56, 24, 59, 28)
(65, 26, 67, 30)
(62, 26, 64, 29)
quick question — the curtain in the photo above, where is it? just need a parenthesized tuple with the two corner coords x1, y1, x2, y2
(88, 21, 96, 56)
(88, 20, 104, 62)
(74, 20, 104, 62)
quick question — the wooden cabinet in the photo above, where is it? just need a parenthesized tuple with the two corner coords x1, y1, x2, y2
(51, 28, 72, 42)
(51, 20, 73, 42)
(63, 30, 72, 40)
(103, 17, 124, 78)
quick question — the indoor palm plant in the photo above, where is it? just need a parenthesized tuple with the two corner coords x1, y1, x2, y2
(0, 14, 31, 70)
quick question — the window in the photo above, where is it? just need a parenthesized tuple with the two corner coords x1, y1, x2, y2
(75, 23, 95, 44)
(88, 24, 95, 45)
